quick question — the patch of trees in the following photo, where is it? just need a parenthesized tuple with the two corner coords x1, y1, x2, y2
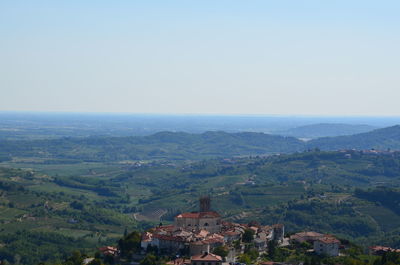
(54, 178, 119, 197)
(355, 187, 400, 215)
(0, 231, 92, 265)
(260, 200, 378, 238)
(0, 181, 25, 192)
(118, 231, 141, 258)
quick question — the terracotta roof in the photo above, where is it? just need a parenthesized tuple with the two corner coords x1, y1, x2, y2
(197, 229, 209, 237)
(191, 253, 222, 261)
(316, 236, 340, 244)
(153, 225, 175, 232)
(249, 226, 259, 232)
(99, 246, 117, 252)
(176, 211, 221, 219)
(370, 246, 400, 253)
(221, 221, 234, 226)
(370, 246, 391, 251)
(191, 241, 208, 246)
(223, 231, 241, 236)
(142, 232, 152, 241)
(99, 246, 118, 256)
(290, 231, 325, 243)
(166, 258, 191, 265)
(297, 231, 324, 237)
(203, 238, 224, 244)
(153, 234, 186, 242)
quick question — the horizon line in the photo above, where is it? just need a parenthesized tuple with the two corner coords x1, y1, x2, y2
(1, 110, 400, 119)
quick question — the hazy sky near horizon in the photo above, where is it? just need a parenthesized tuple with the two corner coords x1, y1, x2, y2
(1, 1, 399, 116)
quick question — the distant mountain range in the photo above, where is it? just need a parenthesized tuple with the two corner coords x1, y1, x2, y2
(1, 125, 400, 162)
(279, 123, 377, 139)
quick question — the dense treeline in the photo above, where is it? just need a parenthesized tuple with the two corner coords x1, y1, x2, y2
(355, 187, 400, 215)
(308, 125, 400, 151)
(257, 200, 378, 238)
(0, 231, 93, 265)
(54, 177, 119, 197)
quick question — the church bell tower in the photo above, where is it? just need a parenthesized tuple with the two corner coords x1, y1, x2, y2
(199, 196, 211, 212)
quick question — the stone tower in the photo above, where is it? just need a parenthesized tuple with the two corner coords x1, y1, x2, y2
(199, 196, 211, 212)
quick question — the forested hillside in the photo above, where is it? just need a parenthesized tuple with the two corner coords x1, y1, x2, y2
(280, 123, 376, 138)
(0, 131, 304, 162)
(2, 150, 400, 263)
(308, 125, 400, 150)
(1, 126, 400, 164)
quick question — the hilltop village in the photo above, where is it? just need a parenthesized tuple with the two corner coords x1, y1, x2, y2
(49, 192, 400, 265)
(87, 196, 398, 265)
(132, 197, 343, 265)
(141, 197, 285, 259)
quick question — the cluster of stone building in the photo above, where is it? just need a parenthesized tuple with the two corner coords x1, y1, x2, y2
(290, 231, 340, 257)
(140, 197, 347, 263)
(165, 253, 223, 265)
(93, 197, 398, 265)
(140, 197, 285, 263)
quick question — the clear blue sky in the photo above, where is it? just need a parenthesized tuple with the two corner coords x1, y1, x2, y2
(1, 1, 399, 115)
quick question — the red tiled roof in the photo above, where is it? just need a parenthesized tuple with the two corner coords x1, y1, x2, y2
(191, 253, 222, 261)
(153, 234, 186, 242)
(221, 221, 234, 226)
(316, 237, 340, 244)
(99, 246, 118, 256)
(291, 231, 323, 240)
(203, 238, 224, 244)
(176, 211, 221, 219)
(223, 231, 241, 236)
(370, 246, 400, 253)
(298, 231, 323, 237)
(99, 246, 117, 252)
(197, 230, 209, 237)
(191, 241, 208, 246)
(166, 258, 191, 265)
(142, 232, 152, 241)
(153, 225, 175, 232)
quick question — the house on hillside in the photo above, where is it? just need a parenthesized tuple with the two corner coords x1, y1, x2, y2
(191, 253, 222, 265)
(166, 258, 191, 265)
(254, 237, 267, 250)
(221, 230, 241, 243)
(369, 246, 400, 255)
(290, 231, 324, 244)
(313, 236, 340, 256)
(98, 246, 118, 256)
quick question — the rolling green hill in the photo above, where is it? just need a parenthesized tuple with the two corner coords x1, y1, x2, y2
(2, 150, 400, 263)
(0, 131, 305, 162)
(308, 125, 400, 150)
(281, 123, 376, 139)
(2, 126, 400, 165)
